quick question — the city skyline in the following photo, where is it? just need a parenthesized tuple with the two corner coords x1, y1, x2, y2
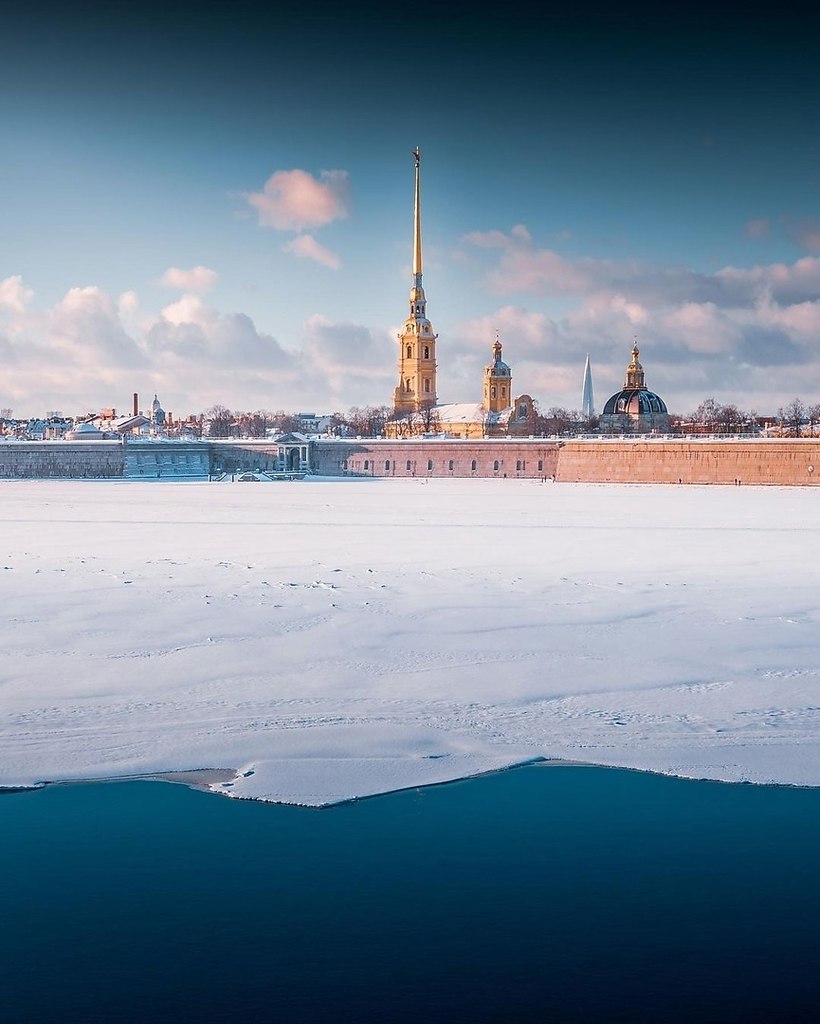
(1, 0, 818, 417)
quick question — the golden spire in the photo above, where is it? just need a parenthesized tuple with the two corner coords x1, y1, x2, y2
(412, 146, 422, 282)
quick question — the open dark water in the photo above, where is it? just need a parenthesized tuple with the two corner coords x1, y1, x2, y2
(3, 765, 820, 1024)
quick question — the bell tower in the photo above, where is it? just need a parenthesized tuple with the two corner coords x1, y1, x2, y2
(483, 334, 512, 413)
(393, 148, 438, 415)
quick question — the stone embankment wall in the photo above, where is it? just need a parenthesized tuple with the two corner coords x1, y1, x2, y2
(123, 443, 209, 479)
(2, 437, 818, 485)
(0, 441, 124, 478)
(556, 440, 820, 486)
(207, 442, 283, 475)
(311, 439, 561, 479)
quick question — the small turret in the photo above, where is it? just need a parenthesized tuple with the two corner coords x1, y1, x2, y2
(624, 340, 645, 390)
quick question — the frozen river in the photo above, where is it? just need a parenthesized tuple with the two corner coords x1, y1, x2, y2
(1, 477, 819, 802)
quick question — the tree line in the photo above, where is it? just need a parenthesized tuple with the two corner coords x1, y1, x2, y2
(198, 397, 820, 439)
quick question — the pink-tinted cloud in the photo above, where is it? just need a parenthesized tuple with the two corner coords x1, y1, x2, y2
(0, 275, 34, 315)
(464, 226, 631, 296)
(160, 265, 218, 293)
(284, 234, 342, 270)
(245, 169, 349, 232)
(466, 225, 820, 309)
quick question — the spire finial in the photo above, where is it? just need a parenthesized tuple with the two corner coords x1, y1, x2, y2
(412, 147, 422, 281)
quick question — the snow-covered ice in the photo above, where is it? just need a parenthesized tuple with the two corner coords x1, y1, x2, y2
(1, 478, 819, 804)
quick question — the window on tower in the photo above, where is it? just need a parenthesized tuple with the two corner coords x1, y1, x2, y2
(406, 345, 412, 359)
(424, 379, 430, 393)
(423, 346, 429, 359)
(491, 386, 496, 400)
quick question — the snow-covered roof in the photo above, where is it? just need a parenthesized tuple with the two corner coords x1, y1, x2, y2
(112, 414, 151, 431)
(435, 402, 512, 425)
(67, 421, 104, 439)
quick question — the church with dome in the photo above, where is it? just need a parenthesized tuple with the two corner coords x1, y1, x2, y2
(387, 149, 536, 439)
(600, 341, 670, 434)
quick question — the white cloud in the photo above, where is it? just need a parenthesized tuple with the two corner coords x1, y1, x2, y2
(660, 302, 739, 355)
(245, 169, 349, 232)
(466, 226, 820, 311)
(4, 235, 820, 419)
(160, 266, 218, 293)
(0, 275, 34, 314)
(48, 286, 146, 370)
(160, 294, 213, 327)
(284, 233, 342, 270)
(300, 314, 393, 403)
(118, 290, 139, 314)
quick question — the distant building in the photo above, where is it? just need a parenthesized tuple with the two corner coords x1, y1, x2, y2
(151, 394, 166, 427)
(294, 413, 334, 435)
(600, 341, 669, 433)
(67, 420, 105, 441)
(581, 354, 594, 417)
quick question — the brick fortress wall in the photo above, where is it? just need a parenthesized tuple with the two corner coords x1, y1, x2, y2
(556, 440, 820, 486)
(312, 439, 561, 479)
(2, 438, 817, 485)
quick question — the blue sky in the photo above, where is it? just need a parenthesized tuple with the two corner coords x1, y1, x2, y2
(1, 0, 819, 417)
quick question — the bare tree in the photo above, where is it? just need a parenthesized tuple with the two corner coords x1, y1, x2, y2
(807, 404, 820, 436)
(717, 404, 745, 434)
(239, 410, 273, 437)
(693, 398, 721, 431)
(536, 407, 578, 436)
(414, 401, 440, 434)
(778, 398, 806, 437)
(203, 405, 234, 438)
(270, 410, 301, 434)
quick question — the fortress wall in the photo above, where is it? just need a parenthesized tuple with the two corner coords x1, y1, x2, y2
(208, 442, 292, 474)
(555, 440, 820, 486)
(312, 439, 561, 478)
(3, 437, 817, 486)
(124, 442, 210, 479)
(0, 442, 125, 478)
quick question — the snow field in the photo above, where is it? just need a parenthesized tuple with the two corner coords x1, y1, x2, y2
(1, 478, 819, 804)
